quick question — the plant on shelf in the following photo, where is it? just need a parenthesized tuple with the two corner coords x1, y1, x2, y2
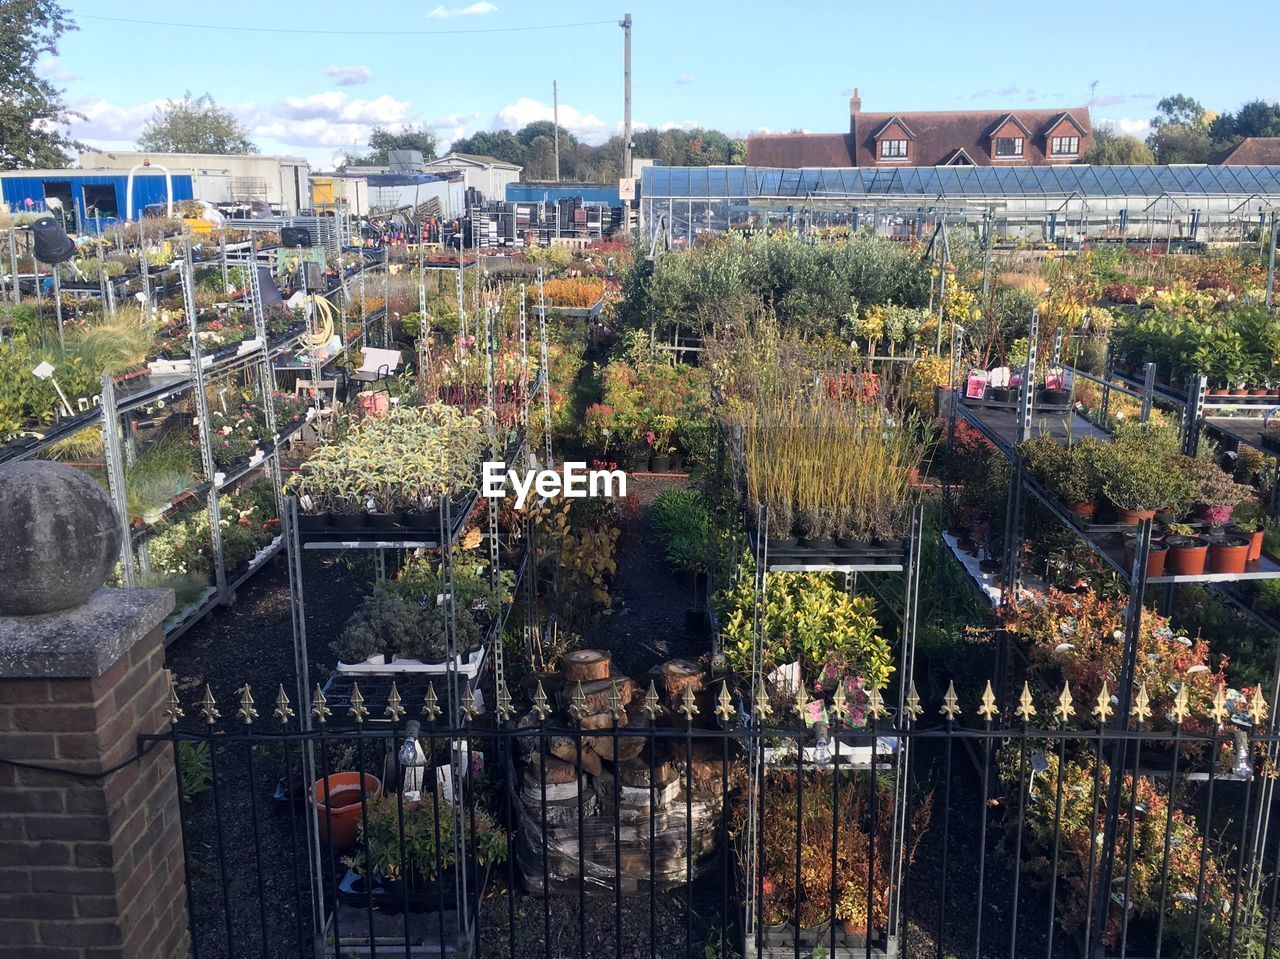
(650, 489, 715, 574)
(288, 404, 485, 516)
(1094, 444, 1190, 520)
(718, 553, 893, 688)
(345, 793, 507, 884)
(333, 588, 424, 664)
(543, 277, 604, 308)
(1003, 751, 1261, 954)
(1184, 457, 1255, 525)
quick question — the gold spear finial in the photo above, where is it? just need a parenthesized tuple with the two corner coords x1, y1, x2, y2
(1171, 684, 1189, 725)
(199, 685, 220, 726)
(794, 686, 810, 722)
(754, 682, 773, 722)
(420, 682, 442, 721)
(1131, 683, 1152, 725)
(1250, 690, 1269, 727)
(385, 682, 406, 722)
(1093, 682, 1113, 723)
(568, 681, 589, 723)
(641, 680, 662, 720)
(1210, 686, 1229, 726)
(274, 685, 295, 726)
(496, 683, 515, 722)
(715, 681, 735, 723)
(679, 685, 699, 724)
(941, 680, 961, 721)
(1055, 682, 1075, 724)
(978, 680, 999, 722)
(163, 670, 184, 724)
(1016, 682, 1036, 723)
(237, 684, 258, 725)
(530, 681, 550, 721)
(608, 680, 624, 722)
(348, 683, 368, 723)
(905, 681, 923, 722)
(459, 683, 479, 722)
(867, 686, 887, 721)
(831, 690, 851, 724)
(312, 684, 331, 724)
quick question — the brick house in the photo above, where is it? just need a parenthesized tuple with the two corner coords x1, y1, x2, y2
(747, 89, 1093, 167)
(1213, 137, 1280, 165)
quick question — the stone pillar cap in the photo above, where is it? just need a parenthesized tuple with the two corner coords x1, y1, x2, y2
(0, 588, 174, 678)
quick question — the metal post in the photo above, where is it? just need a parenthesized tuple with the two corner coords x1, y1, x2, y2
(1140, 361, 1156, 423)
(1184, 374, 1207, 457)
(8, 228, 21, 305)
(620, 14, 632, 179)
(537, 268, 552, 467)
(1017, 308, 1039, 444)
(981, 210, 994, 298)
(52, 266, 65, 351)
(1267, 211, 1277, 311)
(99, 374, 135, 588)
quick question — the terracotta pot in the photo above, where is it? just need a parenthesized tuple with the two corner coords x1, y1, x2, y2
(1229, 388, 1248, 396)
(1249, 388, 1268, 396)
(1114, 506, 1157, 525)
(1164, 535, 1209, 576)
(1210, 388, 1230, 396)
(356, 391, 389, 416)
(1069, 500, 1098, 519)
(1196, 503, 1234, 526)
(1124, 539, 1168, 578)
(1208, 536, 1251, 575)
(313, 772, 382, 849)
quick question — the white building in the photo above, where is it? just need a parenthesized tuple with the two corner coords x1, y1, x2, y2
(421, 153, 522, 201)
(77, 149, 311, 215)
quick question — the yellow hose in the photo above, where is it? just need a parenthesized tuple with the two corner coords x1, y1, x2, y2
(299, 294, 336, 350)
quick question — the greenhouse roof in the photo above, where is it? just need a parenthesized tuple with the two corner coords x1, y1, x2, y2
(640, 165, 1280, 200)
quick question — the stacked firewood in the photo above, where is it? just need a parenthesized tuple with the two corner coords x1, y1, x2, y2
(512, 650, 731, 893)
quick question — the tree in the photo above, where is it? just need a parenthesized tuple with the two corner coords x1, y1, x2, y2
(0, 0, 80, 168)
(343, 125, 438, 167)
(448, 130, 526, 168)
(1209, 99, 1280, 151)
(1146, 95, 1211, 164)
(137, 93, 256, 154)
(1082, 127, 1154, 165)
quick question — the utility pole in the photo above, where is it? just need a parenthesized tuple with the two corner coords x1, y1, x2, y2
(553, 80, 560, 182)
(621, 13, 632, 179)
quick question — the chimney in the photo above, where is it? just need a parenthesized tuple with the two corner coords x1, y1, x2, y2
(849, 86, 861, 148)
(850, 87, 862, 114)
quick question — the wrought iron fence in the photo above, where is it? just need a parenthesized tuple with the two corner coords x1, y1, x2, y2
(147, 674, 1280, 959)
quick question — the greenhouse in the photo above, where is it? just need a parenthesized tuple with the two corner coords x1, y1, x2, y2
(640, 164, 1280, 246)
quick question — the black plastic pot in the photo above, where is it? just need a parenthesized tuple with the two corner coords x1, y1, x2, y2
(650, 454, 672, 473)
(366, 511, 403, 530)
(1037, 387, 1072, 406)
(330, 512, 367, 530)
(990, 386, 1012, 402)
(297, 511, 330, 531)
(402, 508, 443, 532)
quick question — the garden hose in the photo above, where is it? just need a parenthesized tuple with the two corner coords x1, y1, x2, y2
(299, 294, 336, 350)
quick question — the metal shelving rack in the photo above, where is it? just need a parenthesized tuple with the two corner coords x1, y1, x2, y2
(946, 318, 1280, 947)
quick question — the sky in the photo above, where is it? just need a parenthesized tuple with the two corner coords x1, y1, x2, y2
(46, 0, 1280, 169)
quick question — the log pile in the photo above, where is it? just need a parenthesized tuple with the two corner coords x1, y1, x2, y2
(512, 651, 728, 894)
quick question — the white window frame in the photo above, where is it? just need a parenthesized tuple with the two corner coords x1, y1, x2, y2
(994, 136, 1024, 158)
(879, 139, 908, 159)
(1051, 135, 1079, 156)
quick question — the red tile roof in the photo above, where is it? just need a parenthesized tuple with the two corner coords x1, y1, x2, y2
(746, 105, 1093, 167)
(1214, 138, 1280, 165)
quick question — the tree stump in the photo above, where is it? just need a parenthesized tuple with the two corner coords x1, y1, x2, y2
(562, 649, 612, 684)
(660, 658, 705, 711)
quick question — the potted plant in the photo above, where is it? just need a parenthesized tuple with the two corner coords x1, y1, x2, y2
(1058, 438, 1106, 518)
(333, 588, 423, 667)
(344, 793, 507, 907)
(1163, 523, 1210, 576)
(1123, 535, 1169, 578)
(1096, 446, 1188, 525)
(1187, 458, 1254, 527)
(646, 413, 678, 472)
(313, 771, 382, 849)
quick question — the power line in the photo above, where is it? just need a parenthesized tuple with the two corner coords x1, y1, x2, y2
(77, 13, 616, 37)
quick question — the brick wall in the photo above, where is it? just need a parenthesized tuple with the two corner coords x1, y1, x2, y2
(0, 622, 189, 959)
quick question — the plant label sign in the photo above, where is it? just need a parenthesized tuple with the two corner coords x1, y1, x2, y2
(482, 461, 627, 509)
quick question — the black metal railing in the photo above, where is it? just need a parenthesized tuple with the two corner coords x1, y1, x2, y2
(146, 677, 1280, 959)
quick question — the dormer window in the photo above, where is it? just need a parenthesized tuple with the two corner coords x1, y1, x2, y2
(880, 139, 908, 159)
(995, 137, 1023, 158)
(1051, 135, 1079, 156)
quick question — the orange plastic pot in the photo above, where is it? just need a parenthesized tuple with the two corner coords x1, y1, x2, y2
(1208, 537, 1251, 575)
(313, 772, 382, 849)
(1124, 540, 1168, 578)
(1114, 507, 1157, 525)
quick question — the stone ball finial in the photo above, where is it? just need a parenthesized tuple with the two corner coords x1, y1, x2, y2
(0, 461, 122, 616)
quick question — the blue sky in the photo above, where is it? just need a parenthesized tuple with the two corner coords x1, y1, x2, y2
(48, 0, 1279, 169)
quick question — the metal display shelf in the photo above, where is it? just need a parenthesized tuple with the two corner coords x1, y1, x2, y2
(1203, 416, 1278, 457)
(955, 399, 1109, 456)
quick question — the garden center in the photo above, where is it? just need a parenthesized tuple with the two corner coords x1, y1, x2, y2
(7, 6, 1280, 959)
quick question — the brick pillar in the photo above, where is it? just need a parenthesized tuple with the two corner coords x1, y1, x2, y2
(0, 587, 186, 959)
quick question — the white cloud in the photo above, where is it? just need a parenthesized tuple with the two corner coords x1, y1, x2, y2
(1099, 116, 1153, 140)
(323, 65, 372, 87)
(427, 2, 498, 18)
(492, 97, 611, 144)
(675, 75, 695, 86)
(37, 55, 76, 83)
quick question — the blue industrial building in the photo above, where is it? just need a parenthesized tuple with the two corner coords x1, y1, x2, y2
(0, 171, 195, 232)
(505, 181, 621, 206)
